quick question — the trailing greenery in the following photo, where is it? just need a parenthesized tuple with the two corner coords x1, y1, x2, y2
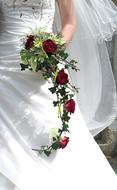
(20, 28, 79, 156)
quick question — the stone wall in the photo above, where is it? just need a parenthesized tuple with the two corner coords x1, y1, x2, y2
(113, 0, 117, 4)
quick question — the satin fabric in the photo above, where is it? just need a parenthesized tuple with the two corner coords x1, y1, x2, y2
(0, 0, 117, 190)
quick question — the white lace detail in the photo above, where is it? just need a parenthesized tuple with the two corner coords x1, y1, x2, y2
(3, 0, 53, 8)
(0, 0, 55, 62)
(1, 0, 55, 32)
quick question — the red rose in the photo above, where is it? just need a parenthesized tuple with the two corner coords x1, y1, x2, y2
(64, 99, 75, 114)
(56, 69, 68, 85)
(59, 136, 69, 149)
(42, 39, 57, 54)
(25, 35, 34, 50)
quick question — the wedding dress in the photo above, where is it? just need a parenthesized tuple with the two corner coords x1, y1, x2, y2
(0, 0, 117, 190)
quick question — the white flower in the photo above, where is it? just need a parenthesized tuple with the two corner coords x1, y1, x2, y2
(50, 127, 59, 141)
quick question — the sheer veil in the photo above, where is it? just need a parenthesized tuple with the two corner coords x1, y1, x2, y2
(54, 0, 117, 136)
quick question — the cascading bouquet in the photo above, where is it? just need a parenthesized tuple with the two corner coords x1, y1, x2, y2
(20, 28, 79, 157)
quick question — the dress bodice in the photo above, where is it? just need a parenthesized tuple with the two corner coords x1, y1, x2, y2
(0, 0, 55, 59)
(0, 0, 55, 32)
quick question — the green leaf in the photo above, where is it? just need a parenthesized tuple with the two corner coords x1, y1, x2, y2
(70, 59, 77, 64)
(59, 51, 68, 59)
(53, 101, 58, 107)
(47, 56, 58, 65)
(49, 87, 56, 94)
(31, 61, 38, 72)
(63, 111, 68, 118)
(44, 150, 51, 157)
(62, 123, 69, 132)
(69, 94, 74, 99)
(65, 116, 70, 122)
(58, 87, 66, 96)
(62, 111, 70, 122)
(20, 63, 28, 71)
(20, 50, 31, 61)
(52, 141, 59, 150)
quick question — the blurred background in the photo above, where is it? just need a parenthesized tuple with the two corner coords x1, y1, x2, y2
(94, 0, 117, 173)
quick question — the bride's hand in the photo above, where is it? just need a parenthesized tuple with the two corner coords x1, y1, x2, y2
(57, 0, 76, 46)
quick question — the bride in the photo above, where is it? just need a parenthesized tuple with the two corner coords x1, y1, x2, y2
(0, 0, 117, 189)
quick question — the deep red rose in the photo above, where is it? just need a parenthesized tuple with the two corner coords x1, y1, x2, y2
(25, 35, 35, 50)
(59, 136, 69, 149)
(56, 69, 68, 85)
(64, 99, 75, 114)
(42, 39, 57, 54)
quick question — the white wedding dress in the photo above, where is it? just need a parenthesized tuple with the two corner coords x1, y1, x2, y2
(0, 0, 117, 190)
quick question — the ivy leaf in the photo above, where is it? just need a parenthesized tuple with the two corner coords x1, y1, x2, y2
(20, 49, 31, 61)
(53, 101, 58, 107)
(62, 111, 70, 122)
(59, 51, 68, 59)
(70, 59, 77, 64)
(63, 123, 69, 132)
(58, 87, 66, 96)
(65, 116, 70, 122)
(52, 141, 59, 150)
(31, 62, 38, 72)
(49, 87, 56, 94)
(62, 94, 68, 101)
(62, 111, 68, 118)
(20, 63, 28, 71)
(69, 94, 74, 99)
(44, 150, 51, 157)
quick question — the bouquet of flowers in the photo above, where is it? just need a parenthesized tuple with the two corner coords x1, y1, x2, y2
(20, 28, 79, 157)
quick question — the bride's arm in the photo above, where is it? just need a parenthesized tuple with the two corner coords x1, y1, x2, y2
(57, 0, 76, 45)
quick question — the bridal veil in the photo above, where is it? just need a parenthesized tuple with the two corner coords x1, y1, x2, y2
(54, 0, 117, 136)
